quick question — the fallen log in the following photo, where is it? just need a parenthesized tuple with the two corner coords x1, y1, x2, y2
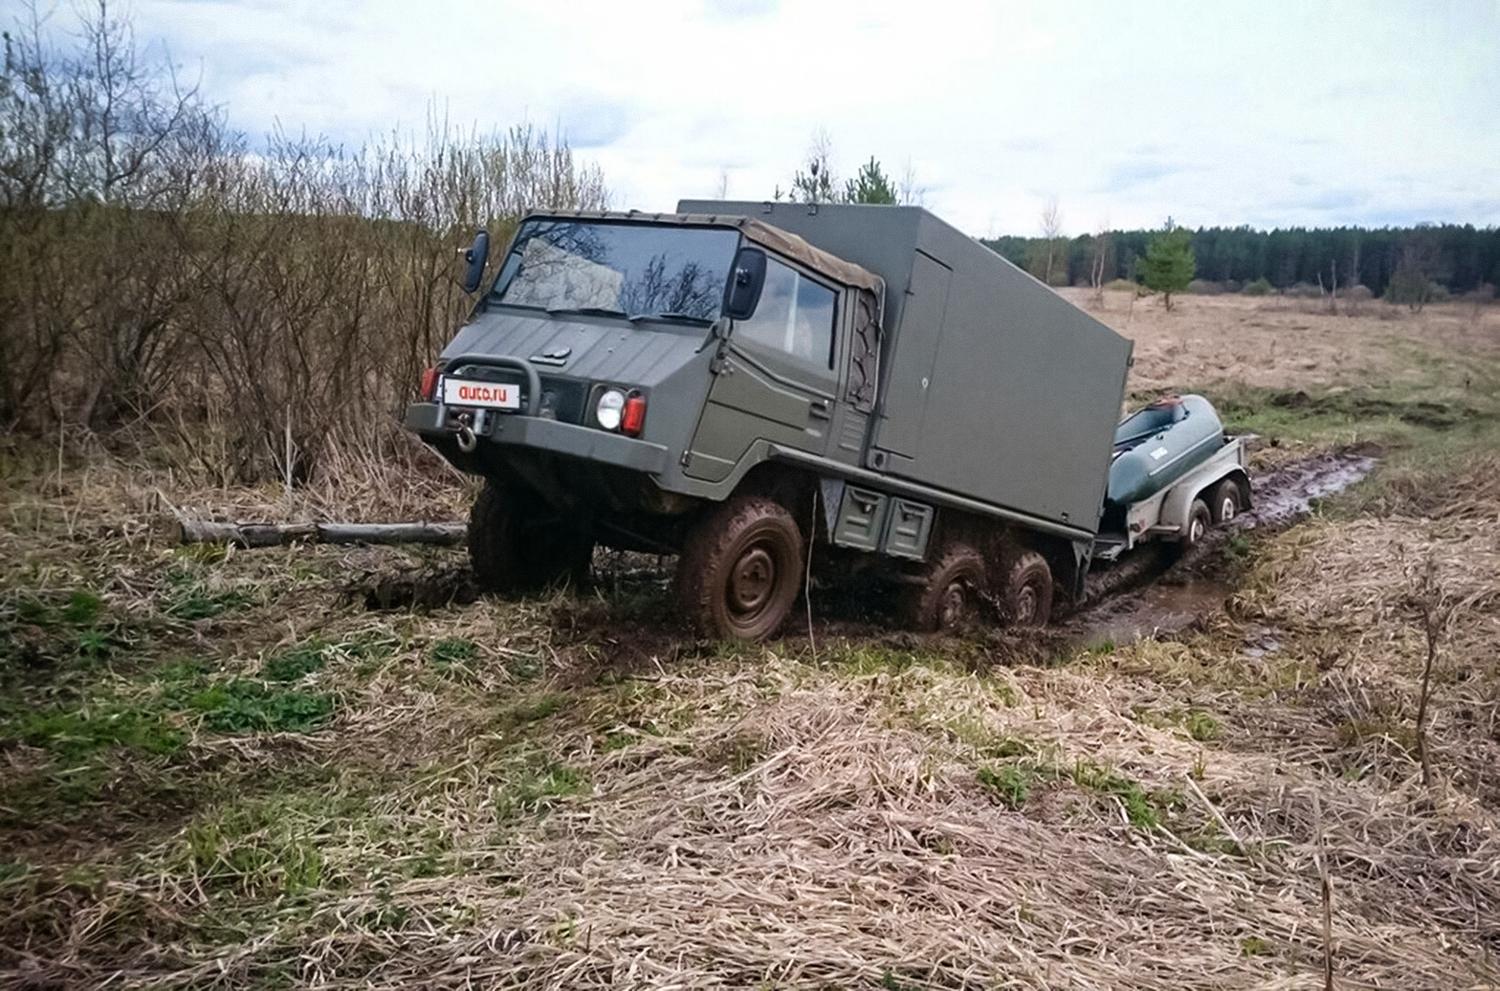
(178, 519, 466, 548)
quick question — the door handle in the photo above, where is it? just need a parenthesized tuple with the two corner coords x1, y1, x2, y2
(809, 399, 832, 420)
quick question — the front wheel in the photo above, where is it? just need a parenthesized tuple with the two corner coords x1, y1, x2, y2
(676, 496, 804, 642)
(469, 481, 593, 594)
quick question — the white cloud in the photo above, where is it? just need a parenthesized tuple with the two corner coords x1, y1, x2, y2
(81, 0, 1500, 233)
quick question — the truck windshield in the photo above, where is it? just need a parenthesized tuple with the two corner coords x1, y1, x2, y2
(490, 219, 739, 322)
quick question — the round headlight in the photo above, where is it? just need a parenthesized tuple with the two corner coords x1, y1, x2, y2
(595, 388, 626, 430)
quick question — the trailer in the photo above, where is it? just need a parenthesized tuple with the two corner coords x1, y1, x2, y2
(1093, 394, 1252, 562)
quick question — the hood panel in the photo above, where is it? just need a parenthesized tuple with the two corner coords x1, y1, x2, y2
(441, 310, 703, 388)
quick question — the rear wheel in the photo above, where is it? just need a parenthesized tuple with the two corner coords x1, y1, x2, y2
(469, 480, 593, 594)
(902, 541, 986, 632)
(996, 548, 1053, 627)
(1210, 479, 1242, 524)
(1182, 498, 1212, 549)
(677, 496, 804, 642)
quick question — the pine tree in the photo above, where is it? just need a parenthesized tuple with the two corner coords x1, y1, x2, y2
(1140, 220, 1196, 310)
(843, 157, 897, 204)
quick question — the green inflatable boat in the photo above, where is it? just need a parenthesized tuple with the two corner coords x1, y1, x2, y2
(1106, 394, 1227, 506)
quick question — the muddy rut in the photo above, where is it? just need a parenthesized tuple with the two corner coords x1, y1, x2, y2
(1064, 447, 1377, 644)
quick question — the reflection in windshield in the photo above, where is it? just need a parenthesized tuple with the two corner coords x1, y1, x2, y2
(490, 220, 739, 321)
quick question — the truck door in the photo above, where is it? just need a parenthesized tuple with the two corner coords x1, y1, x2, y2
(873, 251, 950, 463)
(684, 256, 840, 482)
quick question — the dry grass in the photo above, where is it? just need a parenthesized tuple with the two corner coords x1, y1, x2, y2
(1061, 288, 1500, 403)
(4, 295, 1500, 988)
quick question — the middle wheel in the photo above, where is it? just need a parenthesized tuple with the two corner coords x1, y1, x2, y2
(902, 541, 987, 632)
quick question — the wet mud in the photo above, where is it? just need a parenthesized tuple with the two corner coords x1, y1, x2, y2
(352, 448, 1378, 651)
(1063, 447, 1377, 644)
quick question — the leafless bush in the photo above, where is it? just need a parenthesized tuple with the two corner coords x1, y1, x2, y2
(1, 2, 607, 483)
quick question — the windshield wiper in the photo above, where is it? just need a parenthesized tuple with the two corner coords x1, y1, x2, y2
(546, 306, 628, 319)
(627, 311, 713, 326)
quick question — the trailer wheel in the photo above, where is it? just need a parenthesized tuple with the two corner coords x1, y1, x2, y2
(996, 549, 1053, 627)
(1182, 498, 1212, 548)
(677, 496, 803, 642)
(1210, 479, 1242, 524)
(469, 480, 592, 594)
(902, 542, 986, 632)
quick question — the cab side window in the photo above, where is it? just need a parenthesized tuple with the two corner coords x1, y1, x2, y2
(733, 257, 836, 368)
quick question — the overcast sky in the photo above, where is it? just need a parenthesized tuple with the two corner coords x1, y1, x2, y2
(64, 0, 1500, 235)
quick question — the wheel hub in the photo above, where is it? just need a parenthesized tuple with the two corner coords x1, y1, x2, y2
(1015, 584, 1037, 623)
(729, 546, 776, 616)
(939, 582, 968, 628)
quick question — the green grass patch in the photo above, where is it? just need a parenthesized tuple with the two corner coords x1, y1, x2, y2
(4, 702, 183, 758)
(495, 759, 590, 819)
(256, 633, 396, 684)
(822, 641, 955, 676)
(261, 642, 327, 682)
(189, 680, 334, 734)
(497, 692, 567, 732)
(1133, 705, 1222, 742)
(429, 636, 476, 667)
(1239, 935, 1272, 957)
(184, 790, 361, 895)
(160, 567, 251, 621)
(977, 763, 1035, 809)
(2, 587, 135, 669)
(1070, 759, 1184, 830)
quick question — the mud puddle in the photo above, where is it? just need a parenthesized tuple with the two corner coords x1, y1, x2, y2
(1244, 451, 1376, 524)
(1070, 578, 1231, 646)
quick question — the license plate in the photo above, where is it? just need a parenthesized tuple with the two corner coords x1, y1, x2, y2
(441, 378, 520, 411)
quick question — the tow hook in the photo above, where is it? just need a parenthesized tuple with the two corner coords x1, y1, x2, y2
(455, 424, 478, 452)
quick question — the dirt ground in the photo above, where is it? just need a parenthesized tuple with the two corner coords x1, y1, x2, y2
(3, 294, 1499, 989)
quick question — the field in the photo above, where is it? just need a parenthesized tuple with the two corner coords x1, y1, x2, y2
(3, 291, 1498, 989)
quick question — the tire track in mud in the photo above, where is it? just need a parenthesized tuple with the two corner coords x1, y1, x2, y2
(1062, 446, 1378, 644)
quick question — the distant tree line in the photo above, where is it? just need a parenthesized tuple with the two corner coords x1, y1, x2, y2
(983, 224, 1500, 297)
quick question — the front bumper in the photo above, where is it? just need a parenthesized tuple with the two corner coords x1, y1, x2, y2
(403, 402, 670, 475)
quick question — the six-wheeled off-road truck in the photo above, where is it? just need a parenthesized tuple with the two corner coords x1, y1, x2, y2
(405, 201, 1247, 641)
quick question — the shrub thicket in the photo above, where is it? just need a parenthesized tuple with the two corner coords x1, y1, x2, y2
(0, 5, 607, 483)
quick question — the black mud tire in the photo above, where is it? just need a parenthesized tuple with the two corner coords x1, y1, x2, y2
(1182, 498, 1213, 549)
(901, 542, 987, 633)
(1209, 479, 1242, 524)
(995, 548, 1054, 627)
(468, 481, 592, 594)
(676, 496, 804, 642)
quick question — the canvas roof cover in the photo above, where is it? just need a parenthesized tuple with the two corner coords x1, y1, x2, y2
(533, 209, 885, 297)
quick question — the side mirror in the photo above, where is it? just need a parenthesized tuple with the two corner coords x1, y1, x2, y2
(460, 229, 490, 293)
(723, 247, 767, 320)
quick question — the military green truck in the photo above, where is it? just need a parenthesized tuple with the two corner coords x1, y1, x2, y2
(404, 201, 1223, 641)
